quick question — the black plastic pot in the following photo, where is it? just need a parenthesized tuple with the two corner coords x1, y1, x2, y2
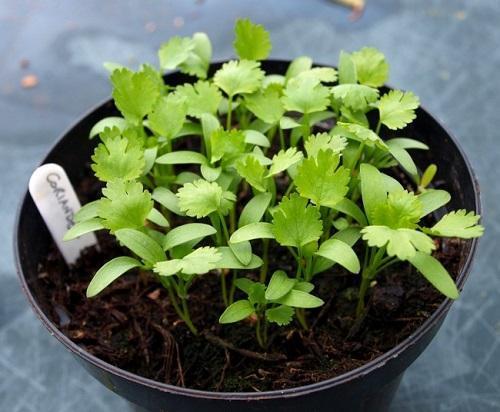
(15, 60, 481, 412)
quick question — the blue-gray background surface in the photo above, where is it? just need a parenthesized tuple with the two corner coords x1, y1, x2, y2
(1, 1, 499, 411)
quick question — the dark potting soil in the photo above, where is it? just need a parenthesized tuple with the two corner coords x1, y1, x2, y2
(36, 170, 465, 392)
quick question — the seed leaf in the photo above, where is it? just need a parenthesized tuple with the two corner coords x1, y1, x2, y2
(230, 222, 275, 243)
(315, 239, 360, 274)
(239, 192, 272, 227)
(408, 252, 459, 299)
(64, 218, 104, 241)
(216, 247, 263, 269)
(360, 163, 387, 225)
(87, 256, 142, 298)
(116, 228, 166, 264)
(219, 300, 255, 324)
(418, 189, 451, 217)
(265, 270, 296, 300)
(163, 223, 217, 250)
(274, 289, 324, 308)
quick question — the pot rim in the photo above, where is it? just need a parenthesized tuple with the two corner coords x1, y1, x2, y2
(14, 59, 482, 401)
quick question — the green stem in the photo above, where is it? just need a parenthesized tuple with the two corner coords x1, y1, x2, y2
(226, 95, 233, 130)
(295, 308, 308, 330)
(229, 271, 237, 305)
(284, 181, 295, 197)
(166, 279, 198, 335)
(260, 239, 269, 283)
(279, 126, 285, 149)
(256, 316, 265, 348)
(350, 142, 366, 172)
(302, 113, 310, 140)
(356, 274, 371, 318)
(221, 269, 229, 307)
(375, 120, 381, 135)
(218, 212, 230, 245)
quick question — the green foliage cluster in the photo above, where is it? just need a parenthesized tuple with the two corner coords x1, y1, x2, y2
(66, 19, 483, 347)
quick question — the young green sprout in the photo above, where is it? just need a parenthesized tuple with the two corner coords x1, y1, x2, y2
(65, 18, 483, 348)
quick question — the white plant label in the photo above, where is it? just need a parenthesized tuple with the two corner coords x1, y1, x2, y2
(29, 163, 98, 264)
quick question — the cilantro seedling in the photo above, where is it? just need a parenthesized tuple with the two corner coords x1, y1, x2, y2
(65, 18, 483, 348)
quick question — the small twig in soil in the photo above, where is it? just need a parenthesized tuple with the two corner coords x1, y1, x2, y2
(203, 331, 287, 362)
(152, 322, 176, 383)
(133, 318, 150, 365)
(216, 349, 230, 391)
(175, 341, 185, 387)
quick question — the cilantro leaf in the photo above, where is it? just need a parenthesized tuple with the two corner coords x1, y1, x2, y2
(148, 94, 187, 139)
(177, 179, 236, 218)
(371, 190, 423, 229)
(272, 194, 323, 248)
(213, 60, 264, 97)
(91, 133, 145, 182)
(304, 133, 347, 158)
(174, 81, 222, 118)
(424, 210, 484, 238)
(233, 18, 271, 61)
(375, 90, 420, 130)
(296, 67, 338, 83)
(338, 50, 357, 84)
(285, 56, 313, 81)
(351, 47, 389, 87)
(245, 85, 284, 125)
(158, 33, 212, 79)
(111, 68, 160, 123)
(361, 226, 435, 260)
(267, 147, 303, 176)
(98, 180, 153, 232)
(236, 155, 267, 192)
(331, 84, 379, 111)
(154, 247, 221, 276)
(158, 36, 193, 70)
(210, 129, 246, 164)
(181, 32, 212, 79)
(265, 305, 294, 326)
(295, 149, 350, 208)
(282, 76, 330, 114)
